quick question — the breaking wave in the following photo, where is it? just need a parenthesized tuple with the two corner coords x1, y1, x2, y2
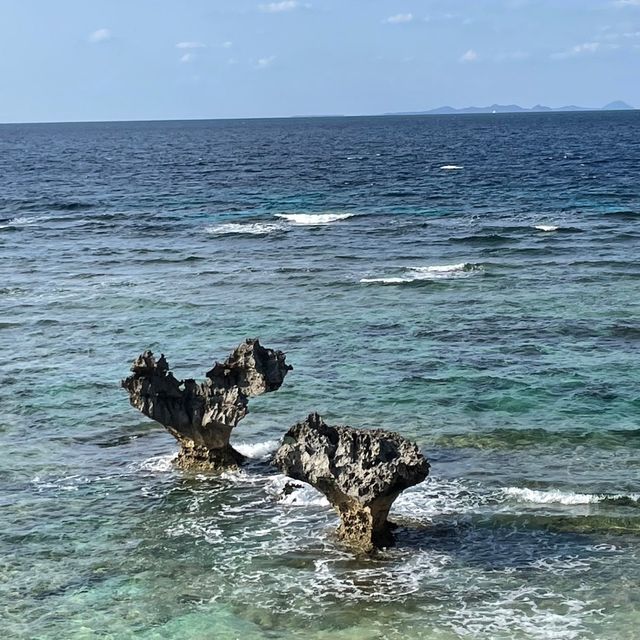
(504, 487, 640, 506)
(360, 262, 483, 284)
(0, 215, 52, 229)
(534, 224, 559, 232)
(138, 453, 177, 472)
(275, 212, 354, 225)
(205, 222, 286, 236)
(235, 439, 280, 459)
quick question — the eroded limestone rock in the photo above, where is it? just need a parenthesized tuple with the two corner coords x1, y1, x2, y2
(273, 413, 429, 552)
(122, 339, 291, 470)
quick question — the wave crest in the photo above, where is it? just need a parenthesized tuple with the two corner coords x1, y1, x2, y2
(235, 439, 280, 459)
(504, 487, 640, 506)
(275, 212, 354, 225)
(205, 222, 286, 236)
(361, 262, 482, 284)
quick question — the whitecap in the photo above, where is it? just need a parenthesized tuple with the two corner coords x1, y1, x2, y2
(2, 215, 52, 227)
(275, 212, 354, 225)
(205, 222, 285, 235)
(440, 165, 463, 170)
(234, 439, 280, 459)
(360, 262, 482, 284)
(359, 277, 408, 284)
(534, 224, 559, 232)
(503, 487, 640, 505)
(413, 262, 469, 274)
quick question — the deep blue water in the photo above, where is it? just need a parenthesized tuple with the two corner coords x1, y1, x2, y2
(1, 112, 639, 639)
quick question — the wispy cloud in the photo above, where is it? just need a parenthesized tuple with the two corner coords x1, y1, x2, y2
(88, 28, 112, 44)
(552, 41, 600, 59)
(222, 41, 233, 48)
(459, 49, 478, 63)
(384, 13, 414, 24)
(256, 55, 276, 68)
(614, 0, 640, 6)
(180, 53, 195, 63)
(176, 41, 206, 49)
(259, 1, 300, 12)
(602, 29, 640, 40)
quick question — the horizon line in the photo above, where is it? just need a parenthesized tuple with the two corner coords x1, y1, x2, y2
(1, 107, 638, 127)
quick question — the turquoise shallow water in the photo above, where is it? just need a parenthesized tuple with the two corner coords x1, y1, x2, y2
(1, 112, 639, 639)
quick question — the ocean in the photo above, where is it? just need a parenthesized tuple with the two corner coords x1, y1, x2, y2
(1, 111, 639, 639)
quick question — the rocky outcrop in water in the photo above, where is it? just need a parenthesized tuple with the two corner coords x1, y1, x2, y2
(274, 413, 429, 552)
(122, 339, 291, 470)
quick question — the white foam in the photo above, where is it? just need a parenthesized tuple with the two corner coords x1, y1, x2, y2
(360, 262, 482, 284)
(534, 224, 559, 232)
(503, 487, 640, 505)
(139, 453, 177, 472)
(275, 212, 354, 225)
(359, 277, 408, 284)
(265, 474, 330, 507)
(440, 165, 464, 170)
(2, 215, 51, 227)
(234, 439, 279, 459)
(444, 585, 591, 640)
(392, 476, 488, 520)
(165, 521, 223, 544)
(205, 222, 285, 235)
(413, 262, 468, 273)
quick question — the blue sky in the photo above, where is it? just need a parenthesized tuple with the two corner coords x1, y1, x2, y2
(1, 0, 639, 122)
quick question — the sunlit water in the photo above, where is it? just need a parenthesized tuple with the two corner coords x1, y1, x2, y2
(1, 112, 639, 639)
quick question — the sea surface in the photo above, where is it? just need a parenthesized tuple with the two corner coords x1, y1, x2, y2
(1, 112, 639, 639)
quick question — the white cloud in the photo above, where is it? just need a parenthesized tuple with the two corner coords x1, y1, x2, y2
(180, 53, 195, 63)
(385, 13, 414, 24)
(222, 41, 233, 48)
(460, 49, 478, 62)
(256, 55, 276, 68)
(176, 41, 206, 49)
(601, 26, 640, 40)
(614, 0, 640, 6)
(88, 28, 112, 44)
(259, 1, 299, 12)
(552, 41, 601, 58)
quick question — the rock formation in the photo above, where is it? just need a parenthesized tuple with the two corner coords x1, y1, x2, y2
(122, 339, 291, 470)
(274, 413, 429, 552)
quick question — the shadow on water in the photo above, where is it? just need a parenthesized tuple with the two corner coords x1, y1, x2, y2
(391, 512, 639, 573)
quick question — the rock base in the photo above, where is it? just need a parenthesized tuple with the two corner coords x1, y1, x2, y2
(336, 499, 396, 552)
(175, 444, 246, 471)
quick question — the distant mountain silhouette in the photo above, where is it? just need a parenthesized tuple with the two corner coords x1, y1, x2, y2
(386, 101, 635, 115)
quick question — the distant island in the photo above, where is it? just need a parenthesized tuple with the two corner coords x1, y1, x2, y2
(386, 101, 635, 115)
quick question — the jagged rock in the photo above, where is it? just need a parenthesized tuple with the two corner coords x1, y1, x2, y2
(274, 413, 429, 552)
(122, 339, 291, 470)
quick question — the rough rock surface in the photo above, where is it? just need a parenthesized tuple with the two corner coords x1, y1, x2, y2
(122, 339, 291, 470)
(274, 413, 429, 552)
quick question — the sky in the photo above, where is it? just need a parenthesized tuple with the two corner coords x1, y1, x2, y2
(0, 0, 639, 122)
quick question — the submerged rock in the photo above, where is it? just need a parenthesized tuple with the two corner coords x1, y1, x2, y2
(274, 413, 429, 552)
(122, 339, 291, 470)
